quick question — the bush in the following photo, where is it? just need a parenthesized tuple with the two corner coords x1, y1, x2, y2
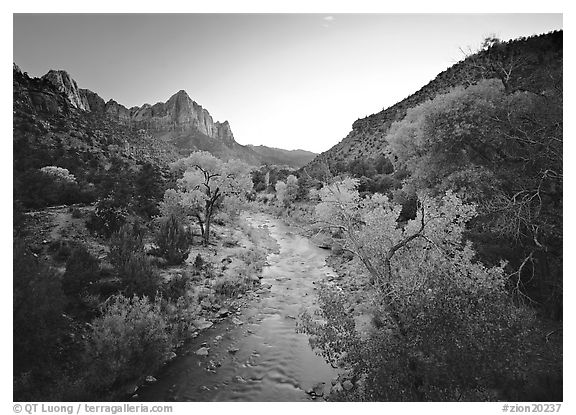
(212, 275, 251, 297)
(13, 240, 67, 399)
(155, 214, 191, 265)
(86, 198, 128, 238)
(121, 252, 160, 298)
(193, 253, 205, 270)
(84, 295, 172, 396)
(109, 222, 144, 271)
(48, 239, 78, 262)
(70, 207, 83, 218)
(161, 273, 191, 300)
(62, 245, 101, 299)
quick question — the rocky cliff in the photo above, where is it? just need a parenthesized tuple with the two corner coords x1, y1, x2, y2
(35, 69, 249, 161)
(42, 70, 91, 111)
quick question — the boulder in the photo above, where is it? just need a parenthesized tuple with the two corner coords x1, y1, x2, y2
(195, 347, 209, 357)
(342, 380, 354, 391)
(330, 382, 344, 394)
(192, 318, 213, 330)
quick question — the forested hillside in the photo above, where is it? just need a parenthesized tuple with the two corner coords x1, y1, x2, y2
(303, 31, 563, 319)
(306, 31, 562, 176)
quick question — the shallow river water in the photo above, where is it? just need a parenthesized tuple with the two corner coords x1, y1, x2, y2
(137, 212, 339, 401)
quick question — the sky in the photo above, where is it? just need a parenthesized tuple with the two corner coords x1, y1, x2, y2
(13, 13, 562, 153)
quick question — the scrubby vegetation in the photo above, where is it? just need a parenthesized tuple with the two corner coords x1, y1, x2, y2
(13, 147, 269, 401)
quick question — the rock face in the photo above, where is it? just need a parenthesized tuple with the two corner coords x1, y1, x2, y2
(105, 99, 131, 123)
(15, 65, 314, 167)
(80, 88, 106, 113)
(42, 70, 90, 111)
(39, 70, 236, 144)
(127, 89, 235, 144)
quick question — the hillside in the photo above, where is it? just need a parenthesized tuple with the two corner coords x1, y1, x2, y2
(247, 145, 317, 168)
(304, 31, 563, 176)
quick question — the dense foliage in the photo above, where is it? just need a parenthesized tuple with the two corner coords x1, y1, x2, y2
(385, 79, 562, 317)
(155, 214, 192, 265)
(303, 179, 537, 400)
(163, 151, 253, 245)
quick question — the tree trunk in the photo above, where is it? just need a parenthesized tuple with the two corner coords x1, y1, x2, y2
(203, 202, 212, 246)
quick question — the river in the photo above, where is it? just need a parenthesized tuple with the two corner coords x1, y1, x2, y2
(136, 212, 339, 401)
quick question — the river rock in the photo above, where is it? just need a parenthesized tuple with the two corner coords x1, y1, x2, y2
(192, 318, 213, 330)
(200, 298, 212, 309)
(231, 317, 244, 325)
(166, 351, 177, 362)
(195, 347, 209, 356)
(145, 376, 157, 383)
(233, 376, 247, 384)
(217, 308, 230, 318)
(331, 382, 344, 394)
(228, 347, 240, 354)
(342, 380, 354, 391)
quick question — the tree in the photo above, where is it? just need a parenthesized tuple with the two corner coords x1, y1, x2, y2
(156, 214, 191, 265)
(167, 152, 253, 245)
(307, 179, 535, 400)
(133, 162, 165, 219)
(286, 174, 299, 201)
(275, 174, 298, 206)
(274, 180, 287, 205)
(385, 79, 562, 316)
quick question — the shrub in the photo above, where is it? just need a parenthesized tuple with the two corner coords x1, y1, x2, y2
(161, 273, 191, 300)
(109, 222, 145, 272)
(121, 252, 160, 298)
(13, 240, 67, 399)
(212, 275, 251, 297)
(62, 245, 101, 299)
(193, 253, 204, 270)
(84, 295, 172, 396)
(86, 198, 128, 238)
(70, 207, 83, 218)
(163, 295, 201, 342)
(48, 239, 78, 262)
(155, 214, 191, 265)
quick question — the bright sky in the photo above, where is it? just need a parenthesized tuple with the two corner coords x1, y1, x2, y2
(13, 14, 562, 153)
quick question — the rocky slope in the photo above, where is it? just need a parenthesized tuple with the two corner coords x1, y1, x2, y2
(304, 31, 563, 175)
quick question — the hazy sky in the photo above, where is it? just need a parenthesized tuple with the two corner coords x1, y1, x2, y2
(13, 14, 562, 153)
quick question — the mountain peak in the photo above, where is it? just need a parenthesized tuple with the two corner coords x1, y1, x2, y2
(42, 69, 90, 111)
(169, 89, 192, 102)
